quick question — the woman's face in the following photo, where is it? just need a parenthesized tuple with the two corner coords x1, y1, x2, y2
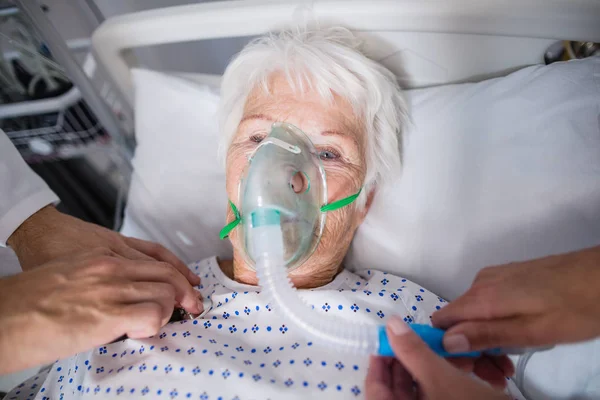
(225, 73, 371, 288)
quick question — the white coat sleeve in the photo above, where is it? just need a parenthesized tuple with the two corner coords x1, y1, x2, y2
(0, 129, 59, 246)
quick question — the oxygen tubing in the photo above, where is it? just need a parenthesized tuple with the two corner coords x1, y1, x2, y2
(252, 223, 380, 355)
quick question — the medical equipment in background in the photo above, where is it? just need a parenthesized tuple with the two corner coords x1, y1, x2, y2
(1, 5, 111, 162)
(543, 39, 599, 64)
(1, 0, 133, 228)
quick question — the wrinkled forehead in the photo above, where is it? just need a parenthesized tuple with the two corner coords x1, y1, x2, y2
(241, 73, 366, 149)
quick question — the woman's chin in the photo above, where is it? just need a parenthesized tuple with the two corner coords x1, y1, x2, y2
(225, 253, 341, 289)
(235, 269, 260, 286)
(288, 265, 342, 289)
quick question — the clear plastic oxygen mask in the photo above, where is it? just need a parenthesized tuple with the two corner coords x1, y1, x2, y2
(238, 122, 327, 271)
(220, 123, 505, 358)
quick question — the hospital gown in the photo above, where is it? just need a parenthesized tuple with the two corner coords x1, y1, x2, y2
(5, 257, 525, 399)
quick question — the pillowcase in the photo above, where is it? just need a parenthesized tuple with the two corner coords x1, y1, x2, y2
(123, 58, 600, 302)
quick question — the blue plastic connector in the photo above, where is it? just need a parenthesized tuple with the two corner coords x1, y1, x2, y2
(250, 208, 281, 227)
(377, 324, 501, 358)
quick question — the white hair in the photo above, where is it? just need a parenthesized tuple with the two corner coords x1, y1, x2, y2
(218, 25, 408, 208)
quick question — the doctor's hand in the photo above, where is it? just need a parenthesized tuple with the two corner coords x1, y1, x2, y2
(365, 316, 509, 400)
(7, 205, 200, 286)
(0, 250, 203, 375)
(432, 245, 600, 353)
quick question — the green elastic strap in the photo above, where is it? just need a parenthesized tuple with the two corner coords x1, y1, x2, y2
(219, 188, 362, 239)
(219, 200, 241, 240)
(320, 188, 362, 212)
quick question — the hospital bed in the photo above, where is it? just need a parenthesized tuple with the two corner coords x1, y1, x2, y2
(8, 0, 600, 398)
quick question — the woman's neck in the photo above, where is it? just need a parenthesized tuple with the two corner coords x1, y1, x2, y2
(218, 257, 341, 289)
(220, 258, 259, 286)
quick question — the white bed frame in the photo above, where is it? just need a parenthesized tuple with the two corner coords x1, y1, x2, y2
(91, 0, 600, 112)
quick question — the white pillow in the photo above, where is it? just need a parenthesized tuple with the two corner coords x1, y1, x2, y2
(124, 58, 600, 301)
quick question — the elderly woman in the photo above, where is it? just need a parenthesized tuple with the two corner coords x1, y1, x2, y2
(6, 26, 523, 400)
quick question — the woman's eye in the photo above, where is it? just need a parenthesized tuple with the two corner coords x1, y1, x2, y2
(249, 134, 265, 144)
(318, 149, 340, 161)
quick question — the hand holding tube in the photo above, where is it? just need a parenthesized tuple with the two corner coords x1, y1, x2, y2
(378, 323, 502, 358)
(365, 317, 510, 400)
(432, 245, 600, 353)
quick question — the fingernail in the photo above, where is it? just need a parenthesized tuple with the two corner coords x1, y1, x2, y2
(196, 298, 204, 313)
(443, 334, 470, 353)
(387, 316, 410, 336)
